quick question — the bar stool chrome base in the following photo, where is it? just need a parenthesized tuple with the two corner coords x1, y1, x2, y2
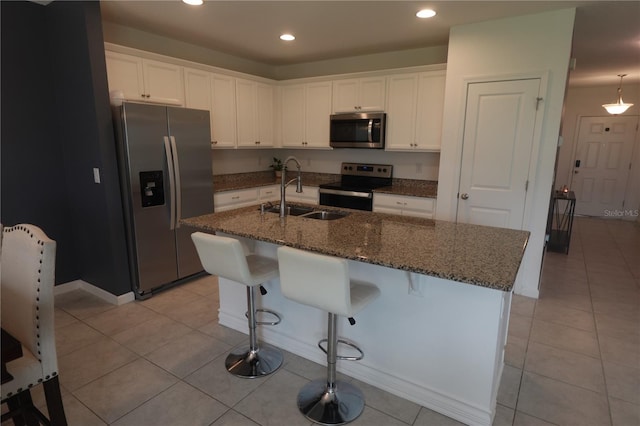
(297, 379, 365, 425)
(225, 344, 283, 378)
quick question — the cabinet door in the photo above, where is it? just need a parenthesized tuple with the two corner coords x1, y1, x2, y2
(259, 185, 279, 202)
(105, 51, 145, 101)
(281, 85, 306, 147)
(305, 82, 332, 148)
(373, 193, 408, 213)
(385, 74, 419, 151)
(184, 68, 214, 144)
(142, 59, 184, 105)
(236, 78, 259, 147)
(332, 77, 385, 112)
(210, 74, 237, 148)
(358, 77, 386, 111)
(213, 188, 259, 212)
(332, 78, 359, 113)
(403, 196, 435, 219)
(374, 193, 435, 219)
(256, 83, 275, 147)
(415, 71, 446, 151)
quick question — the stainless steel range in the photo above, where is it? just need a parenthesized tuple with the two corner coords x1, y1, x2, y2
(319, 162, 393, 211)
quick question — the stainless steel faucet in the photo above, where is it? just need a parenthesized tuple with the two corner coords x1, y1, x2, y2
(279, 156, 303, 217)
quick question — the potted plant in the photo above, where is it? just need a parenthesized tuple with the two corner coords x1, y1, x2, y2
(270, 157, 283, 179)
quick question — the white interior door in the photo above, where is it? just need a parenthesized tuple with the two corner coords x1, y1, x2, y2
(457, 79, 541, 229)
(571, 116, 638, 216)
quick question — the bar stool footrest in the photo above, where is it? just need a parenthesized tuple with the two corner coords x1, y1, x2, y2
(318, 338, 364, 361)
(245, 308, 281, 326)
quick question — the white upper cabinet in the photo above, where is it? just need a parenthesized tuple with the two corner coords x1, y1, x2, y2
(332, 77, 386, 113)
(236, 79, 274, 147)
(281, 82, 332, 149)
(210, 74, 238, 148)
(385, 70, 445, 152)
(184, 67, 215, 144)
(184, 68, 237, 147)
(106, 51, 184, 106)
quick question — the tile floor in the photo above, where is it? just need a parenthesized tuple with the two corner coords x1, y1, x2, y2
(3, 217, 638, 426)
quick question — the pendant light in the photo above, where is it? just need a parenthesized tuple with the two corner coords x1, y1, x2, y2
(602, 74, 634, 115)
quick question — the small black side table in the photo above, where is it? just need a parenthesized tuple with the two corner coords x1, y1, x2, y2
(547, 190, 576, 254)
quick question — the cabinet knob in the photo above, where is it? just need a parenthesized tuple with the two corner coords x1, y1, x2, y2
(212, 140, 218, 145)
(460, 193, 469, 200)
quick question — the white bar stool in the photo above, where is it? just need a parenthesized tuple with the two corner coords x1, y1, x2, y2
(277, 246, 380, 425)
(191, 232, 283, 378)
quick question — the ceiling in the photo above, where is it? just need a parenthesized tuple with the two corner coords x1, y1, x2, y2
(100, 1, 640, 86)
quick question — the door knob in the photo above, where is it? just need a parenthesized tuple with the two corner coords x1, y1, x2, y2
(460, 193, 469, 200)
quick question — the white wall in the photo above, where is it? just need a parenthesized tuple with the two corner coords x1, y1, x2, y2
(212, 148, 440, 180)
(556, 83, 640, 217)
(436, 9, 576, 298)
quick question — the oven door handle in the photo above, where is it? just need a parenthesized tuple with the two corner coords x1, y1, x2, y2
(319, 188, 373, 199)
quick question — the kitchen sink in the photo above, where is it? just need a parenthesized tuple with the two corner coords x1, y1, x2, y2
(262, 204, 315, 216)
(261, 204, 349, 220)
(300, 210, 349, 221)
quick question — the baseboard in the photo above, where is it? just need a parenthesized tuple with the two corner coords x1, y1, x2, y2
(54, 280, 135, 305)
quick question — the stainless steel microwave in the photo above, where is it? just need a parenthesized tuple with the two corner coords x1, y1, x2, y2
(329, 112, 386, 149)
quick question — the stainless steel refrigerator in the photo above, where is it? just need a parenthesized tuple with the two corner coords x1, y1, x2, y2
(112, 102, 214, 298)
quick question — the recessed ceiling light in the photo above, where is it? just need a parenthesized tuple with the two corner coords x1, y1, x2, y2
(416, 9, 436, 19)
(182, 0, 203, 5)
(280, 34, 295, 41)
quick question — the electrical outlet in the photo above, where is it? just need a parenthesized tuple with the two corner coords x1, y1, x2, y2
(416, 163, 423, 174)
(93, 167, 101, 184)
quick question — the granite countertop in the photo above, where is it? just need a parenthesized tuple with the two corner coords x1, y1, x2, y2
(213, 172, 437, 198)
(182, 204, 529, 292)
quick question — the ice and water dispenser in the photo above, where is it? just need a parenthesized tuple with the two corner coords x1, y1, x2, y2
(140, 171, 165, 207)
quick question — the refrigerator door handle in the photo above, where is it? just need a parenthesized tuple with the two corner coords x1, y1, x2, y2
(163, 136, 177, 230)
(169, 136, 182, 228)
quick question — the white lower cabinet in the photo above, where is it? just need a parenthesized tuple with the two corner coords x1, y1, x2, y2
(213, 188, 259, 212)
(373, 193, 435, 219)
(258, 185, 279, 202)
(214, 185, 316, 212)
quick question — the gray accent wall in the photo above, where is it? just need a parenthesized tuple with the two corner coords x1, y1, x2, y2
(1, 1, 132, 296)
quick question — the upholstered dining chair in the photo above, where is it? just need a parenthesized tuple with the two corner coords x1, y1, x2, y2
(1, 224, 67, 425)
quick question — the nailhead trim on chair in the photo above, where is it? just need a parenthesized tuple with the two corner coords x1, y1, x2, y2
(1, 225, 60, 402)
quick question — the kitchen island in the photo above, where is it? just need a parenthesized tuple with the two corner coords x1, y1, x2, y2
(182, 205, 528, 426)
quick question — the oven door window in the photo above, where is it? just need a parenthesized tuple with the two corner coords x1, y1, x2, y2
(320, 192, 373, 211)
